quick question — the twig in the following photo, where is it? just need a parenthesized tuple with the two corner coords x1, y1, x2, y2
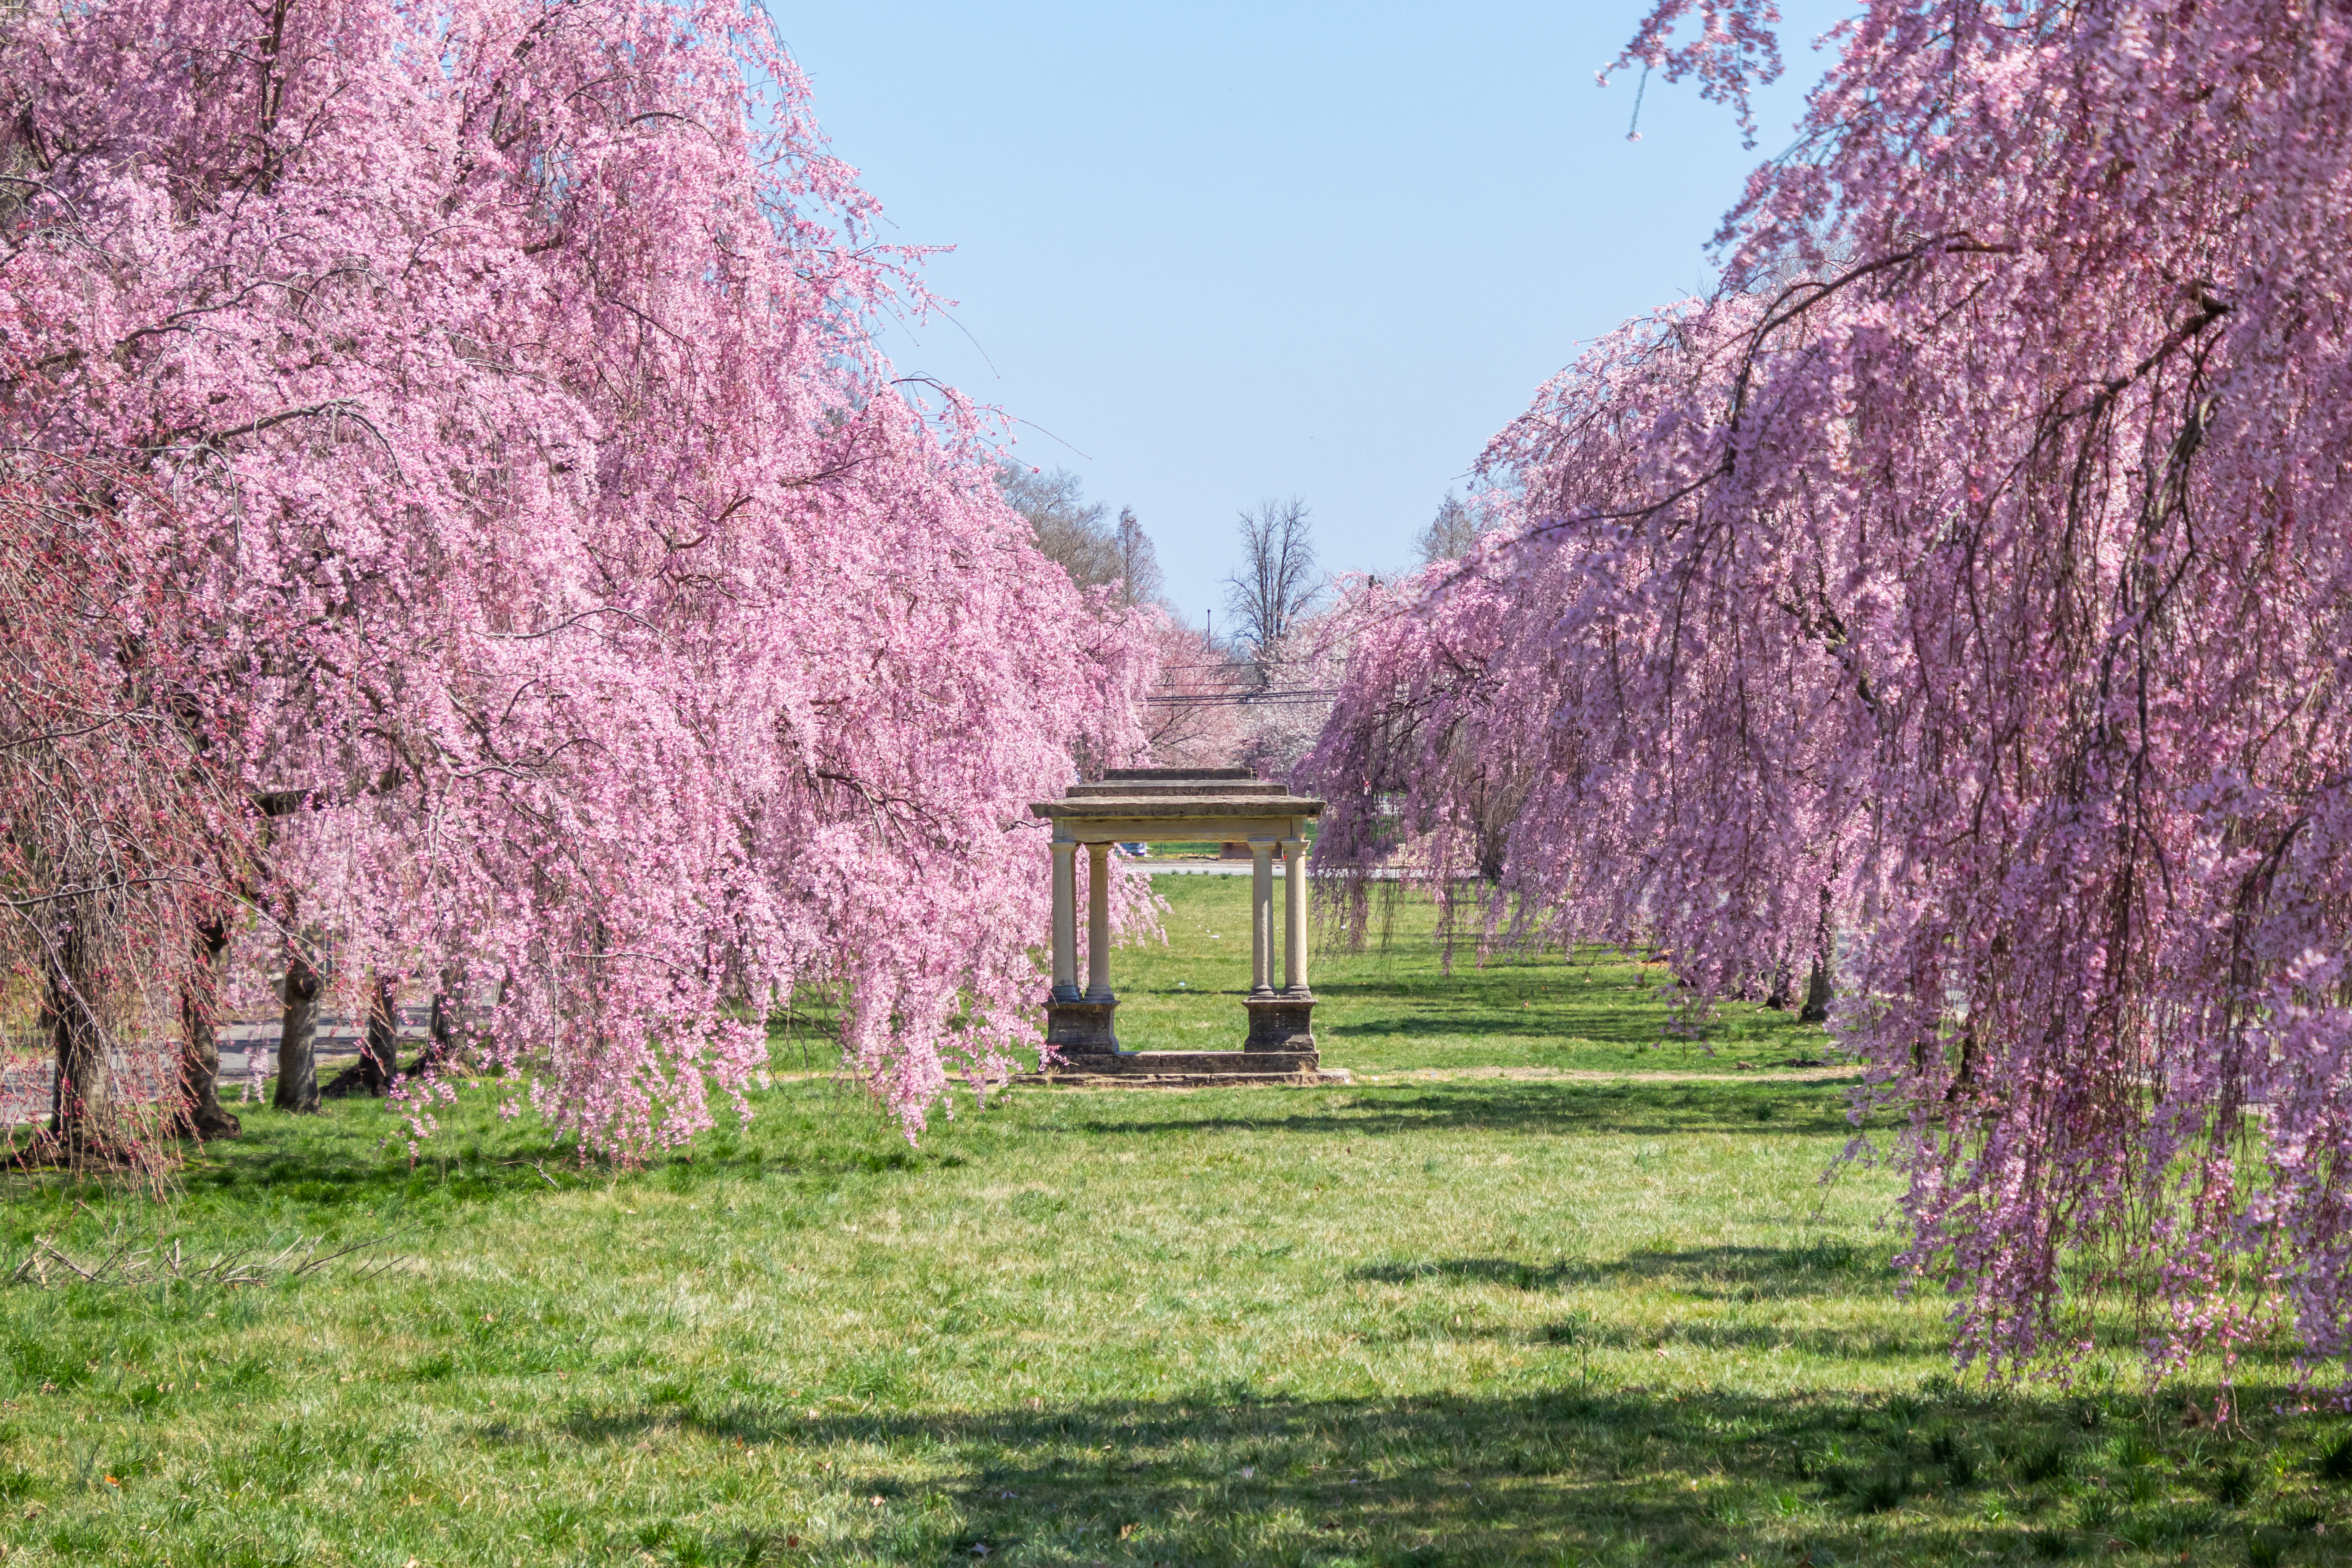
(499, 1159, 563, 1190)
(3, 1227, 410, 1289)
(34, 1237, 101, 1281)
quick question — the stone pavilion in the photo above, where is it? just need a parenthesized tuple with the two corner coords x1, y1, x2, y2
(1027, 767, 1341, 1083)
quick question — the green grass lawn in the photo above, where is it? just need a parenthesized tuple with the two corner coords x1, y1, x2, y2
(1103, 876, 1823, 1073)
(0, 878, 2342, 1566)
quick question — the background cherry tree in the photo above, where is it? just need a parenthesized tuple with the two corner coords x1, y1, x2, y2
(0, 0, 1150, 1158)
(1306, 0, 2352, 1380)
(0, 458, 267, 1160)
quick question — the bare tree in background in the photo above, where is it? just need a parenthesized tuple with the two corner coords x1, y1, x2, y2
(1113, 507, 1165, 607)
(1414, 493, 1488, 564)
(998, 466, 1164, 608)
(1223, 497, 1322, 685)
(1000, 466, 1113, 586)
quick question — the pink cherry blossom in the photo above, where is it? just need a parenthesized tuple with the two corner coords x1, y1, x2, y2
(1308, 0, 2352, 1377)
(1, 0, 1150, 1157)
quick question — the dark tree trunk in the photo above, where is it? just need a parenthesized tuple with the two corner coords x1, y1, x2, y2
(412, 985, 458, 1075)
(1800, 959, 1833, 1023)
(324, 973, 401, 1097)
(361, 976, 398, 1090)
(1944, 1026, 1981, 1100)
(395, 963, 468, 1080)
(1764, 942, 1794, 1010)
(43, 901, 120, 1154)
(273, 951, 321, 1113)
(1799, 886, 1834, 1024)
(171, 917, 241, 1138)
(1475, 816, 1508, 884)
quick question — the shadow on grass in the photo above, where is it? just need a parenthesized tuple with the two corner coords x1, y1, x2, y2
(1353, 1242, 1898, 1300)
(1326, 1009, 1671, 1044)
(524, 1379, 2312, 1565)
(1067, 1079, 1867, 1141)
(1320, 1000, 1691, 1049)
(0, 1079, 1862, 1245)
(0, 1080, 960, 1237)
(1341, 1253, 2322, 1370)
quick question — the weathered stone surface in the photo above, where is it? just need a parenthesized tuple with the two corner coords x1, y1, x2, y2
(1101, 767, 1256, 782)
(1019, 1048, 1347, 1088)
(1017, 1067, 1351, 1089)
(1042, 1047, 1319, 1075)
(1045, 998, 1120, 1054)
(1028, 796, 1321, 822)
(1066, 779, 1287, 800)
(1243, 993, 1316, 1052)
(1028, 766, 1321, 839)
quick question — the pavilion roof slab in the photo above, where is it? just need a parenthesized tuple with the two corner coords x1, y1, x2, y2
(1101, 767, 1256, 781)
(1064, 781, 1288, 799)
(1028, 795, 1323, 821)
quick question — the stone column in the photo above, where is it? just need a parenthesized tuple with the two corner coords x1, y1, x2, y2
(1244, 827, 1318, 1057)
(1280, 834, 1309, 994)
(1249, 836, 1276, 996)
(1049, 840, 1078, 1000)
(1085, 841, 1113, 1001)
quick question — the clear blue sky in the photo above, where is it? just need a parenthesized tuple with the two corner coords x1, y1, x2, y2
(769, 1, 1850, 624)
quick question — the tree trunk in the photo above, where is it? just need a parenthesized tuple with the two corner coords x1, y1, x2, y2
(171, 917, 242, 1138)
(324, 973, 400, 1097)
(1799, 886, 1834, 1024)
(43, 901, 120, 1155)
(273, 951, 321, 1113)
(1764, 942, 1793, 1010)
(412, 983, 458, 1076)
(1475, 813, 1508, 884)
(1944, 1026, 1980, 1101)
(1800, 959, 1833, 1022)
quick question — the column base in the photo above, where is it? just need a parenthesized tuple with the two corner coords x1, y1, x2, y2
(1045, 995, 1120, 1057)
(1243, 992, 1316, 1053)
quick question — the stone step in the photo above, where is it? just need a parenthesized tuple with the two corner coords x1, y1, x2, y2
(1043, 1048, 1320, 1075)
(1019, 1066, 1351, 1089)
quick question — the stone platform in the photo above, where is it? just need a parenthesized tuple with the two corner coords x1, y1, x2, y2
(1021, 1049, 1349, 1088)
